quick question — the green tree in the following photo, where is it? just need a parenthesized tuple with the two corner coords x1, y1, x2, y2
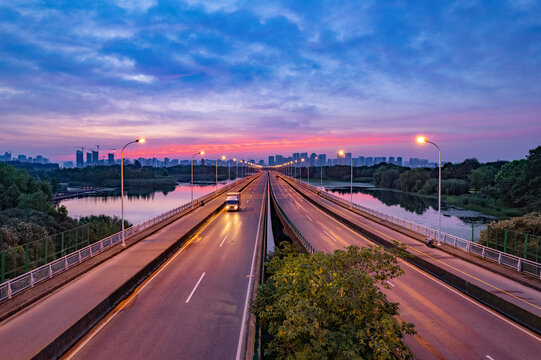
(252, 245, 414, 360)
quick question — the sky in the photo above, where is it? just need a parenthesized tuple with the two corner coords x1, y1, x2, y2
(1, 0, 540, 163)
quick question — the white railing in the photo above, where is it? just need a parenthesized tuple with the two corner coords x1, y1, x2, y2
(287, 176, 541, 279)
(0, 179, 247, 302)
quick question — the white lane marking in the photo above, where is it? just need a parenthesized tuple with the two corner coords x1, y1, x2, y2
(386, 281, 395, 287)
(486, 356, 495, 360)
(186, 272, 206, 303)
(324, 230, 337, 242)
(305, 214, 313, 222)
(235, 179, 266, 360)
(399, 260, 541, 342)
(219, 234, 228, 247)
(64, 234, 197, 360)
(295, 204, 300, 210)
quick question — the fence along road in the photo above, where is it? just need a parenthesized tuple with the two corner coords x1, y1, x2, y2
(270, 173, 541, 359)
(0, 175, 260, 360)
(64, 173, 268, 360)
(279, 173, 541, 320)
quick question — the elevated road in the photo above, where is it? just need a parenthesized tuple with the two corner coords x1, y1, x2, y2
(270, 173, 541, 359)
(64, 173, 268, 360)
(0, 175, 263, 360)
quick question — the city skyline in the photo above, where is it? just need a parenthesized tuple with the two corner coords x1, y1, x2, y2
(1, 1, 540, 162)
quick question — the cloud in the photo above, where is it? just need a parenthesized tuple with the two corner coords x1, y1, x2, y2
(0, 0, 540, 162)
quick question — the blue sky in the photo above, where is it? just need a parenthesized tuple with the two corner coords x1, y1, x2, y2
(1, 0, 540, 162)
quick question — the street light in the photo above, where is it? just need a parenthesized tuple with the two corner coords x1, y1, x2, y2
(120, 138, 145, 246)
(234, 158, 238, 179)
(191, 150, 204, 203)
(301, 158, 305, 181)
(216, 155, 226, 190)
(417, 136, 442, 244)
(294, 160, 298, 179)
(338, 150, 353, 207)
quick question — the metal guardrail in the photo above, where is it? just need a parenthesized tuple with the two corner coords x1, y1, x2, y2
(269, 182, 315, 254)
(0, 179, 248, 302)
(285, 175, 541, 278)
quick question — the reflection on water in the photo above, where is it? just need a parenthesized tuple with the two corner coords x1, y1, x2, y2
(60, 182, 230, 225)
(326, 186, 494, 241)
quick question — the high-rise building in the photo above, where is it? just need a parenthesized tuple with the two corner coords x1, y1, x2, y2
(388, 156, 395, 165)
(318, 154, 326, 166)
(397, 157, 403, 166)
(309, 153, 317, 166)
(293, 153, 300, 162)
(365, 157, 373, 166)
(275, 155, 283, 165)
(0, 152, 11, 162)
(18, 154, 27, 162)
(374, 157, 386, 165)
(108, 153, 115, 165)
(345, 153, 352, 166)
(336, 152, 345, 165)
(268, 156, 275, 166)
(86, 152, 92, 165)
(76, 150, 84, 168)
(92, 151, 99, 165)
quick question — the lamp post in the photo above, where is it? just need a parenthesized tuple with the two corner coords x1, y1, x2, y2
(417, 136, 442, 244)
(234, 158, 238, 179)
(216, 155, 226, 190)
(191, 150, 204, 203)
(120, 138, 145, 246)
(228, 158, 231, 181)
(339, 150, 353, 207)
(301, 158, 305, 181)
(294, 160, 298, 179)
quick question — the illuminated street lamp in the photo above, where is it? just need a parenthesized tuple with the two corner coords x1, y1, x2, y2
(120, 138, 145, 246)
(338, 150, 353, 207)
(301, 158, 305, 181)
(294, 160, 298, 179)
(216, 155, 226, 190)
(417, 136, 442, 244)
(191, 150, 204, 203)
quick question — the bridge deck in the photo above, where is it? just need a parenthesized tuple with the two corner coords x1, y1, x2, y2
(270, 173, 541, 359)
(0, 175, 262, 360)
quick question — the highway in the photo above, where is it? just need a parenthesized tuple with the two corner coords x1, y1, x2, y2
(0, 175, 259, 360)
(270, 172, 541, 360)
(63, 173, 268, 360)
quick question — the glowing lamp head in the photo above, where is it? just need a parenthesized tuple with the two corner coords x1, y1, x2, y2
(221, 155, 226, 160)
(338, 150, 345, 156)
(200, 150, 205, 155)
(416, 136, 426, 144)
(301, 158, 305, 162)
(136, 138, 145, 143)
(233, 158, 236, 161)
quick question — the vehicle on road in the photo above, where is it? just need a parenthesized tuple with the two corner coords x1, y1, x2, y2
(226, 192, 241, 211)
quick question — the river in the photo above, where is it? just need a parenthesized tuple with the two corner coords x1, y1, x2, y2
(60, 180, 493, 242)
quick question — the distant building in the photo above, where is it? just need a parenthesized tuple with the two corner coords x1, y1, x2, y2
(388, 156, 395, 165)
(76, 151, 84, 168)
(92, 151, 99, 165)
(63, 161, 74, 168)
(309, 153, 317, 166)
(317, 154, 326, 166)
(108, 153, 115, 165)
(374, 157, 386, 165)
(397, 157, 403, 166)
(0, 152, 11, 162)
(18, 154, 27, 162)
(86, 152, 92, 165)
(268, 156, 275, 166)
(345, 153, 352, 166)
(275, 155, 283, 165)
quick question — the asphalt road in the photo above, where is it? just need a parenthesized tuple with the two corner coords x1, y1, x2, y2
(0, 176, 258, 360)
(63, 173, 268, 360)
(270, 172, 541, 360)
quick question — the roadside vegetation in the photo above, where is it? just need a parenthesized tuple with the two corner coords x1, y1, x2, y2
(0, 163, 129, 279)
(305, 146, 540, 219)
(251, 243, 415, 360)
